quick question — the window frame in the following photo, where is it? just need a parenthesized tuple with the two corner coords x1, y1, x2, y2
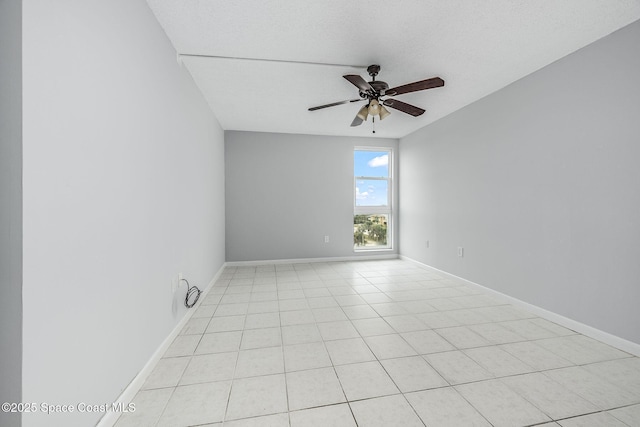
(353, 147, 393, 251)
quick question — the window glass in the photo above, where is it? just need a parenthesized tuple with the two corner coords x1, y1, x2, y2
(354, 148, 391, 250)
(354, 151, 389, 177)
(355, 179, 388, 207)
(354, 214, 389, 248)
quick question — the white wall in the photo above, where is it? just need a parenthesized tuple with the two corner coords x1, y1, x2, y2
(21, 1, 225, 426)
(399, 20, 640, 345)
(225, 131, 398, 262)
(0, 1, 23, 426)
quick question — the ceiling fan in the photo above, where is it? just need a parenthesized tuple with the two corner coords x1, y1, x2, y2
(309, 64, 444, 130)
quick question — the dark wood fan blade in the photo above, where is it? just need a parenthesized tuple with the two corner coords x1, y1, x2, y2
(343, 75, 374, 93)
(383, 99, 425, 116)
(350, 114, 364, 127)
(308, 99, 362, 111)
(386, 77, 444, 96)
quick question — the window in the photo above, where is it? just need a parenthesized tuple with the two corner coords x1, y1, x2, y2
(354, 148, 392, 250)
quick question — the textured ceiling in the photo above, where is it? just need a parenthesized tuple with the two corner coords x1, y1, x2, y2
(146, 0, 640, 139)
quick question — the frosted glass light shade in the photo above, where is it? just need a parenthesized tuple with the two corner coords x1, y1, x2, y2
(368, 99, 380, 116)
(379, 105, 390, 120)
(356, 105, 368, 121)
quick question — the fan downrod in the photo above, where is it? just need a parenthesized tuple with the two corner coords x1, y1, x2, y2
(367, 64, 381, 80)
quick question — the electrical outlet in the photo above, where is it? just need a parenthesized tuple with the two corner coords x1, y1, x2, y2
(171, 273, 183, 293)
(324, 235, 330, 243)
(457, 247, 464, 257)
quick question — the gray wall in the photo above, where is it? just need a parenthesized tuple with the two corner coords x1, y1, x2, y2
(399, 20, 640, 345)
(0, 0, 22, 426)
(225, 131, 398, 262)
(21, 1, 226, 426)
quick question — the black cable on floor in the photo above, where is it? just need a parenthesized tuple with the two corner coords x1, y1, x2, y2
(180, 278, 201, 308)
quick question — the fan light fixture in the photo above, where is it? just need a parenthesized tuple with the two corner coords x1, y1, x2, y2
(357, 99, 390, 121)
(368, 99, 381, 116)
(356, 105, 368, 121)
(379, 105, 391, 120)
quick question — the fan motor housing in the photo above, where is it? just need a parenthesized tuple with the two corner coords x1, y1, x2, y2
(369, 80, 389, 95)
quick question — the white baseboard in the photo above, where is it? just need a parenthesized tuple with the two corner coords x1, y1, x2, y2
(400, 255, 640, 357)
(226, 253, 399, 266)
(96, 264, 227, 427)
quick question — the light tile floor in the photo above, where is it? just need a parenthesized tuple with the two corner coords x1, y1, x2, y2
(114, 259, 640, 427)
